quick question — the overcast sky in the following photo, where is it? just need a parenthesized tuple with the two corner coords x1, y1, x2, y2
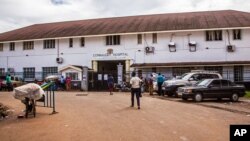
(0, 0, 250, 33)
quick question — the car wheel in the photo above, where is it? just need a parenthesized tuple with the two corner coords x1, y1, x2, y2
(194, 93, 203, 102)
(231, 93, 239, 102)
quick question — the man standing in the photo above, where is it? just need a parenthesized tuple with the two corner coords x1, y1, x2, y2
(65, 76, 71, 91)
(148, 74, 154, 95)
(130, 72, 142, 109)
(6, 74, 12, 91)
(107, 74, 114, 95)
(157, 73, 164, 96)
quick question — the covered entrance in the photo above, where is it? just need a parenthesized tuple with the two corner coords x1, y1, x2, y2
(88, 60, 128, 91)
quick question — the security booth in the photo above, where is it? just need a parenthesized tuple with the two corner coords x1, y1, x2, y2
(58, 65, 88, 91)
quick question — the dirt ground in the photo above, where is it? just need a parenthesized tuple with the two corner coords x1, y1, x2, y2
(0, 91, 250, 141)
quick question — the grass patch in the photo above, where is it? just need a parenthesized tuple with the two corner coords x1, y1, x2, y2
(244, 91, 250, 98)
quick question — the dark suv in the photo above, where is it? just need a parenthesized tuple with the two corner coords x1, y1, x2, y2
(178, 79, 246, 102)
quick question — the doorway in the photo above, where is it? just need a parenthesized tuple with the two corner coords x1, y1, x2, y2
(88, 60, 125, 91)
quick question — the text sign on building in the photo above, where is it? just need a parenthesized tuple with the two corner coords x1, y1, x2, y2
(93, 53, 128, 58)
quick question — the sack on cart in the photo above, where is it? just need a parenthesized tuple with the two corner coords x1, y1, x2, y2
(13, 83, 45, 100)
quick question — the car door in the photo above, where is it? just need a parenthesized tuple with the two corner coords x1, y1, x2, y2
(204, 80, 221, 98)
(220, 80, 231, 98)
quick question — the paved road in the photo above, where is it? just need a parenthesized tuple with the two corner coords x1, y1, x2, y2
(0, 91, 250, 141)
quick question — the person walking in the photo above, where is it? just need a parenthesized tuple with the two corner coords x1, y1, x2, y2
(65, 76, 71, 91)
(130, 72, 142, 109)
(60, 75, 65, 90)
(157, 73, 164, 96)
(148, 74, 154, 95)
(107, 74, 114, 95)
(6, 74, 12, 91)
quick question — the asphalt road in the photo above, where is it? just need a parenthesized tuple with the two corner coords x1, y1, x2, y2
(0, 91, 250, 141)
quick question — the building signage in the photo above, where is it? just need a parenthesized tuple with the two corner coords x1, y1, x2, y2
(93, 53, 128, 57)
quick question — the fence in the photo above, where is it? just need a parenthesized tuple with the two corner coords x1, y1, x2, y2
(36, 82, 57, 114)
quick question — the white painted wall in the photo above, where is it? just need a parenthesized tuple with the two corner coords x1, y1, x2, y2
(0, 29, 250, 74)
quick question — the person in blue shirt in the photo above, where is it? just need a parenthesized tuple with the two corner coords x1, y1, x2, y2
(157, 73, 164, 96)
(107, 74, 114, 95)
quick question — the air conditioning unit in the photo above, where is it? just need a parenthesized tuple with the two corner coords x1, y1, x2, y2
(56, 57, 63, 64)
(227, 45, 235, 52)
(168, 42, 176, 52)
(189, 41, 197, 52)
(189, 41, 196, 46)
(145, 46, 155, 54)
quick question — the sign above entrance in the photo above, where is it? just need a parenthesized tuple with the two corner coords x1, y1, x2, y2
(93, 53, 128, 58)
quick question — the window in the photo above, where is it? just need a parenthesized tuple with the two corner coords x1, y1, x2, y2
(80, 37, 85, 47)
(204, 66, 223, 75)
(23, 41, 34, 50)
(210, 80, 221, 87)
(234, 66, 243, 82)
(233, 29, 241, 40)
(66, 72, 79, 80)
(172, 67, 194, 76)
(206, 30, 222, 41)
(69, 38, 73, 48)
(0, 68, 5, 76)
(23, 67, 35, 79)
(42, 67, 58, 79)
(10, 42, 15, 51)
(44, 40, 55, 49)
(0, 43, 3, 51)
(152, 33, 157, 43)
(106, 35, 120, 45)
(221, 80, 229, 87)
(137, 34, 142, 44)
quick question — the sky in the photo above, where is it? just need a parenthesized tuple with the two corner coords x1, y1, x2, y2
(0, 0, 250, 33)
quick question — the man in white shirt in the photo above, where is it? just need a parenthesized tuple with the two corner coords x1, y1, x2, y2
(130, 72, 142, 109)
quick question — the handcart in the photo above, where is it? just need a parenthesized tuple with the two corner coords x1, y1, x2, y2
(14, 82, 54, 118)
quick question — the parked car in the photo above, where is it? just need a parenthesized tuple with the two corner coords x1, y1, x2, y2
(161, 70, 222, 97)
(177, 79, 246, 102)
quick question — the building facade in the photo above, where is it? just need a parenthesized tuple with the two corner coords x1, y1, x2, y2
(0, 10, 250, 89)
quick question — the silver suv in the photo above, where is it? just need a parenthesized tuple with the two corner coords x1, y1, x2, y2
(162, 70, 222, 97)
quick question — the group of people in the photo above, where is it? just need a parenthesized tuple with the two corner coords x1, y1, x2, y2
(59, 75, 72, 91)
(107, 72, 167, 110)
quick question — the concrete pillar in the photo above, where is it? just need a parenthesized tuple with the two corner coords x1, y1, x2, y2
(92, 60, 98, 72)
(125, 60, 131, 82)
(81, 66, 88, 91)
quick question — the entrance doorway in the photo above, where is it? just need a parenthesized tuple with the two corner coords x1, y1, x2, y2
(88, 60, 125, 91)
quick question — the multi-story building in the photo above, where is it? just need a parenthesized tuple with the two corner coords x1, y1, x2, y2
(0, 10, 250, 90)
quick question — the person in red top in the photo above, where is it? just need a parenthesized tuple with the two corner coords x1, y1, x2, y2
(65, 76, 71, 91)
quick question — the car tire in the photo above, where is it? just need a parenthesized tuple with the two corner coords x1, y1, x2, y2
(194, 93, 203, 102)
(231, 93, 239, 102)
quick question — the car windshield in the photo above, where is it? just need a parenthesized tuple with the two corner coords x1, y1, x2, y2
(197, 79, 212, 86)
(179, 73, 188, 80)
(181, 73, 193, 80)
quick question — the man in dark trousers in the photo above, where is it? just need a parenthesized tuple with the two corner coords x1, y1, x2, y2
(130, 72, 142, 109)
(157, 73, 164, 96)
(6, 74, 12, 91)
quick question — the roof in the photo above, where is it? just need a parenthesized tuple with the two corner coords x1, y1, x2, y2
(1, 10, 250, 42)
(59, 65, 83, 72)
(131, 61, 250, 68)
